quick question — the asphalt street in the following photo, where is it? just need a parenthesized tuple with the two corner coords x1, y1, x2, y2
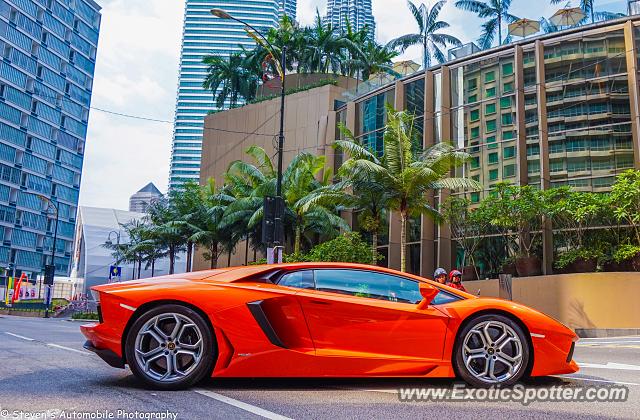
(0, 315, 638, 420)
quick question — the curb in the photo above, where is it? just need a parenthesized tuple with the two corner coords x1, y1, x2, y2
(64, 318, 97, 322)
(576, 328, 640, 338)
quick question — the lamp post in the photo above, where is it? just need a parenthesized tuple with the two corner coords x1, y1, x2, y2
(106, 230, 121, 281)
(35, 194, 59, 319)
(211, 8, 286, 258)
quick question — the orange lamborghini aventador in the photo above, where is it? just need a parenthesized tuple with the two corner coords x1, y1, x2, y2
(80, 262, 578, 390)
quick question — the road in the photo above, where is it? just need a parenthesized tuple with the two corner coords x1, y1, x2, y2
(0, 315, 638, 419)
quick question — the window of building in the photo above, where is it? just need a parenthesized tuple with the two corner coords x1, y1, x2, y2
(502, 62, 514, 76)
(470, 156, 480, 169)
(502, 130, 515, 140)
(500, 97, 512, 109)
(489, 168, 499, 181)
(468, 78, 478, 91)
(501, 113, 513, 125)
(470, 126, 480, 139)
(485, 103, 496, 115)
(504, 164, 516, 178)
(485, 71, 495, 83)
(550, 160, 564, 173)
(567, 159, 590, 173)
(486, 135, 497, 149)
(503, 82, 514, 93)
(470, 192, 480, 203)
(486, 87, 496, 98)
(527, 144, 540, 156)
(468, 94, 478, 103)
(504, 146, 516, 159)
(488, 152, 499, 164)
(470, 109, 480, 121)
(486, 119, 496, 132)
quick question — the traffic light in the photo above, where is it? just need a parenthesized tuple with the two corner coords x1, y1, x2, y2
(44, 264, 55, 285)
(262, 196, 284, 246)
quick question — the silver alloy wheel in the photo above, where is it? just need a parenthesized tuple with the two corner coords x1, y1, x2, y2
(461, 320, 524, 384)
(134, 313, 204, 383)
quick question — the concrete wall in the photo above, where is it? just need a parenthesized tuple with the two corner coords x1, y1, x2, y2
(470, 272, 640, 329)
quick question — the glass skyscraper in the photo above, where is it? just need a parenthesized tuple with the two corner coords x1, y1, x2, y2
(169, 0, 296, 190)
(0, 0, 101, 277)
(324, 0, 375, 39)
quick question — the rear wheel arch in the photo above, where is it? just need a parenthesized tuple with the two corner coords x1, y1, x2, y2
(452, 309, 534, 378)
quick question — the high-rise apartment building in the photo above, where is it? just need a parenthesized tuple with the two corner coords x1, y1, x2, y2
(0, 0, 101, 277)
(169, 0, 296, 190)
(324, 0, 375, 38)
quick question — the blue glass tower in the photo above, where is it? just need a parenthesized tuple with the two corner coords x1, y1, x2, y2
(0, 0, 101, 277)
(169, 0, 296, 190)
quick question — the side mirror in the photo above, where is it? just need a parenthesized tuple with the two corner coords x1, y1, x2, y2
(417, 283, 439, 309)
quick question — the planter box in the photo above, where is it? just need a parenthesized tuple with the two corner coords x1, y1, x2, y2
(515, 256, 542, 277)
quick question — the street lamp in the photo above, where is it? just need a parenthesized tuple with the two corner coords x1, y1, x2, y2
(211, 8, 287, 257)
(106, 230, 121, 281)
(34, 193, 59, 319)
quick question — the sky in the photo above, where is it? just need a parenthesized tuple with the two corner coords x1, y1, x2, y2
(79, 0, 627, 210)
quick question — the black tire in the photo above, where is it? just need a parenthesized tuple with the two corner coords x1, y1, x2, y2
(125, 304, 216, 390)
(454, 314, 530, 388)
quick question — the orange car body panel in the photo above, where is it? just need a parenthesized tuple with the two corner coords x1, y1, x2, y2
(80, 262, 578, 379)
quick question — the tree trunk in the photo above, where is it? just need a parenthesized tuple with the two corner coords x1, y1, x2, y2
(186, 241, 193, 272)
(244, 237, 249, 266)
(498, 15, 502, 45)
(169, 246, 175, 275)
(210, 243, 218, 269)
(294, 225, 301, 254)
(227, 249, 232, 267)
(137, 258, 141, 279)
(151, 259, 155, 277)
(400, 213, 408, 272)
(371, 231, 378, 265)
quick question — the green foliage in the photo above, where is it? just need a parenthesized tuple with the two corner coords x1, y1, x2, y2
(388, 1, 461, 69)
(554, 247, 603, 270)
(306, 232, 380, 264)
(613, 244, 640, 264)
(72, 312, 100, 320)
(202, 14, 397, 109)
(610, 169, 640, 245)
(247, 79, 338, 105)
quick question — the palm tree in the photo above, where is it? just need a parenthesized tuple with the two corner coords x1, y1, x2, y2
(389, 1, 462, 69)
(222, 146, 348, 255)
(455, 0, 518, 49)
(145, 197, 185, 274)
(354, 40, 400, 82)
(299, 12, 343, 74)
(202, 52, 247, 108)
(333, 105, 481, 272)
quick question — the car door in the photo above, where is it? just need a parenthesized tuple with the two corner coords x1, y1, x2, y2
(295, 269, 450, 363)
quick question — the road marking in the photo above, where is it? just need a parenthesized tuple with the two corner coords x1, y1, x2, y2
(576, 361, 640, 371)
(193, 389, 292, 420)
(554, 375, 640, 386)
(4, 332, 34, 341)
(46, 343, 90, 355)
(577, 340, 640, 345)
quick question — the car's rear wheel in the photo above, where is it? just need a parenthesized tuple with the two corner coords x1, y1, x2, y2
(454, 314, 530, 387)
(125, 304, 215, 390)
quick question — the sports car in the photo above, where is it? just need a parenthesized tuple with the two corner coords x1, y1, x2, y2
(80, 262, 578, 389)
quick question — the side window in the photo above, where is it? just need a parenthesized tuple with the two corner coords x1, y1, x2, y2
(277, 270, 314, 289)
(314, 269, 422, 304)
(432, 290, 462, 305)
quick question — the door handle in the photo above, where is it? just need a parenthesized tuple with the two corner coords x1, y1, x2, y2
(309, 300, 330, 305)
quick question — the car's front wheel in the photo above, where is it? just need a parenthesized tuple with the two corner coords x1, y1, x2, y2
(454, 314, 530, 387)
(125, 304, 216, 390)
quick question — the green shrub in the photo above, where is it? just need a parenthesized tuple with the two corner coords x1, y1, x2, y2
(554, 247, 603, 269)
(612, 244, 640, 263)
(72, 312, 99, 320)
(306, 232, 379, 264)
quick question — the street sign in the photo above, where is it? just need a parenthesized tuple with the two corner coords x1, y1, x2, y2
(109, 266, 122, 281)
(43, 265, 55, 286)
